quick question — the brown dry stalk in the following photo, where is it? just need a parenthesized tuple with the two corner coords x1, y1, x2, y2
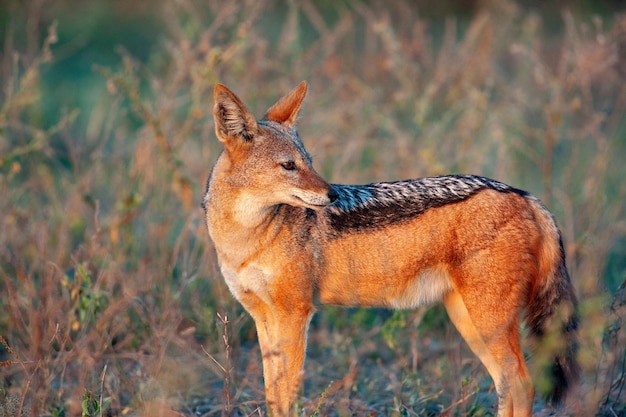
(0, 336, 13, 367)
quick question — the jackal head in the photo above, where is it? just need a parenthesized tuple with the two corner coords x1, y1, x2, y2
(212, 81, 337, 210)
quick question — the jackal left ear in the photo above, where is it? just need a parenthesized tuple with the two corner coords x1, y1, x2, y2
(263, 81, 308, 127)
(213, 84, 258, 144)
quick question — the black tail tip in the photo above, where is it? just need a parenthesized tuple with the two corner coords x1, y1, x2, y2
(547, 349, 580, 405)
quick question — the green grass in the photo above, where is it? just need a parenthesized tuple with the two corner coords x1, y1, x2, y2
(1, 1, 625, 416)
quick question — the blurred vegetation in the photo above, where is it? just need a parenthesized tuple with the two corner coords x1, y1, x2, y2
(1, 0, 626, 416)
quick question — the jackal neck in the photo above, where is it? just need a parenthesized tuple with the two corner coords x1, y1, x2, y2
(204, 198, 283, 272)
(206, 160, 275, 227)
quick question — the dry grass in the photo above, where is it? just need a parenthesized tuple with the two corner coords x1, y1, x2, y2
(1, 0, 626, 416)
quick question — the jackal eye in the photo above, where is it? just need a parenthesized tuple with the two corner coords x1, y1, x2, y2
(280, 161, 297, 171)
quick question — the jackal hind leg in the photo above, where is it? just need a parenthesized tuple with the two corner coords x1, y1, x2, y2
(443, 290, 533, 417)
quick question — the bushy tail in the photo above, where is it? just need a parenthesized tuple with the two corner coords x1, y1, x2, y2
(525, 202, 580, 404)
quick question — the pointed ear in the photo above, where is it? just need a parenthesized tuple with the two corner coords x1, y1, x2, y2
(263, 81, 308, 127)
(213, 84, 258, 144)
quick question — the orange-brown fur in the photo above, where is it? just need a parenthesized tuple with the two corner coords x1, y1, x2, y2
(203, 82, 579, 417)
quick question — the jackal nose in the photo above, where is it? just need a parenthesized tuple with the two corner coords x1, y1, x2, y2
(328, 187, 339, 203)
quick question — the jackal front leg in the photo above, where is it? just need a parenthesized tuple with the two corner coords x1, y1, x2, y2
(253, 304, 313, 417)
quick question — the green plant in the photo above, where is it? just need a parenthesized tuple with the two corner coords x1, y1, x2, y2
(81, 389, 110, 417)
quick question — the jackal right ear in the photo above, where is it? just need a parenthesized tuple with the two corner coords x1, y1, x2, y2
(213, 84, 258, 144)
(264, 81, 308, 127)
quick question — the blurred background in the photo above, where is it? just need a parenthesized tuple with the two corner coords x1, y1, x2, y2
(1, 0, 625, 416)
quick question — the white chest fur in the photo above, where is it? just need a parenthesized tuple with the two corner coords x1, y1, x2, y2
(219, 262, 275, 305)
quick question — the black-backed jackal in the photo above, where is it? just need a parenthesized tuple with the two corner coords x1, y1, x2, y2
(202, 82, 579, 417)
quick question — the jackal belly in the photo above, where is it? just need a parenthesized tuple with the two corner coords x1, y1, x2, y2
(318, 265, 453, 308)
(388, 268, 454, 308)
(316, 219, 455, 307)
